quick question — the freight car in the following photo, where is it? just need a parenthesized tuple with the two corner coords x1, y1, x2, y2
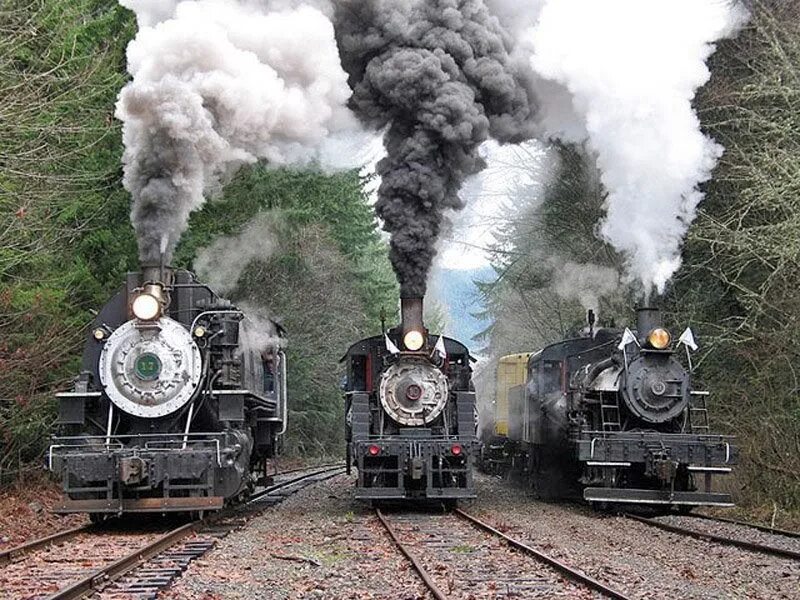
(342, 297, 477, 503)
(49, 265, 287, 518)
(484, 307, 737, 508)
(479, 353, 530, 474)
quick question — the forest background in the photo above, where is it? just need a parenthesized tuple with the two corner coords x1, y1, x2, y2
(0, 0, 797, 513)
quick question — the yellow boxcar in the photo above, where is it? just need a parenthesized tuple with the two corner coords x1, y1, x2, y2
(495, 353, 532, 437)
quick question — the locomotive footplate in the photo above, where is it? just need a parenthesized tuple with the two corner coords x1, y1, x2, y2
(583, 488, 734, 507)
(54, 496, 225, 514)
(576, 430, 736, 466)
(49, 432, 245, 514)
(576, 430, 736, 506)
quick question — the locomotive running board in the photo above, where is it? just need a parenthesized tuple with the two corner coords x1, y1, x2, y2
(53, 496, 225, 514)
(584, 488, 734, 507)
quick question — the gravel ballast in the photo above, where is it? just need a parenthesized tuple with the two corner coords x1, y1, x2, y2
(468, 473, 799, 600)
(160, 472, 798, 599)
(163, 473, 431, 600)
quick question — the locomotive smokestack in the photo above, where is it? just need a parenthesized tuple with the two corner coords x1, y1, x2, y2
(636, 305, 662, 337)
(401, 297, 425, 338)
(141, 264, 174, 287)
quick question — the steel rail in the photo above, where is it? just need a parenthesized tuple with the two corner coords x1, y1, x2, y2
(276, 462, 346, 477)
(455, 508, 632, 600)
(623, 513, 800, 561)
(249, 464, 346, 502)
(46, 522, 197, 600)
(375, 509, 449, 600)
(691, 513, 800, 539)
(0, 523, 91, 566)
(44, 464, 347, 599)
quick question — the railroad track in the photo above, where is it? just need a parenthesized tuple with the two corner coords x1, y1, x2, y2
(623, 513, 800, 561)
(376, 507, 631, 599)
(691, 512, 800, 539)
(0, 464, 346, 600)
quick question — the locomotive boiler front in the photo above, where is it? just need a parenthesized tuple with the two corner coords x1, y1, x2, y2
(380, 357, 449, 426)
(621, 353, 689, 423)
(619, 307, 690, 424)
(379, 297, 449, 426)
(97, 265, 203, 419)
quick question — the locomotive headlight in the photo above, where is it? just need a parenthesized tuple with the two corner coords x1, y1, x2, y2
(647, 328, 672, 350)
(132, 293, 161, 321)
(403, 330, 425, 351)
(93, 328, 107, 341)
(193, 326, 206, 338)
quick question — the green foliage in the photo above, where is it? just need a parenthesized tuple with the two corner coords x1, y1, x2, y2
(176, 165, 398, 455)
(0, 0, 136, 473)
(666, 0, 800, 509)
(477, 143, 632, 361)
(0, 3, 397, 470)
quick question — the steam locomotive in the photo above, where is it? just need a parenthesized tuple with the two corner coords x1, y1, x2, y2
(483, 307, 737, 508)
(49, 266, 287, 517)
(343, 298, 477, 503)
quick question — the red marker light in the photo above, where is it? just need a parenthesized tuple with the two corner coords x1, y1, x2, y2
(368, 444, 381, 456)
(451, 444, 463, 456)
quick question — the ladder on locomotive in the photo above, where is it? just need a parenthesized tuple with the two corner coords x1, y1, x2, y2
(688, 391, 711, 433)
(600, 394, 621, 432)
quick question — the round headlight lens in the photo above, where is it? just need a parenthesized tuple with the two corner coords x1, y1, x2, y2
(93, 328, 106, 341)
(132, 293, 161, 321)
(647, 328, 671, 350)
(403, 330, 425, 351)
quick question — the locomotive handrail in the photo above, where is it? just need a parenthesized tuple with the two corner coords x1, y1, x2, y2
(587, 435, 733, 463)
(48, 432, 228, 468)
(189, 309, 244, 333)
(279, 350, 288, 435)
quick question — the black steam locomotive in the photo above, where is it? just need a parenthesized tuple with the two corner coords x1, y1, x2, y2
(485, 307, 737, 508)
(343, 298, 477, 503)
(49, 266, 287, 517)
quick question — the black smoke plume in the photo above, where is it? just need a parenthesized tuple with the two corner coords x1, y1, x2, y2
(334, 0, 537, 296)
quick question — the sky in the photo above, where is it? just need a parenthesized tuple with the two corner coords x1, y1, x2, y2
(361, 139, 548, 348)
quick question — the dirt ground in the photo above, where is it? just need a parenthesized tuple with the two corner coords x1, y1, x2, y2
(0, 470, 87, 550)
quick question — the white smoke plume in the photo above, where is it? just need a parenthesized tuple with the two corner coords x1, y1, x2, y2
(194, 211, 282, 295)
(116, 0, 363, 266)
(551, 260, 621, 315)
(524, 0, 749, 293)
(238, 301, 287, 354)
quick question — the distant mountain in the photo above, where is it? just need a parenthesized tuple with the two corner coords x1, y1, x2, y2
(431, 264, 495, 349)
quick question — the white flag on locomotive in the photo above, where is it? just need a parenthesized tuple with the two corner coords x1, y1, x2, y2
(617, 327, 637, 350)
(385, 334, 400, 355)
(678, 327, 699, 351)
(432, 335, 447, 361)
